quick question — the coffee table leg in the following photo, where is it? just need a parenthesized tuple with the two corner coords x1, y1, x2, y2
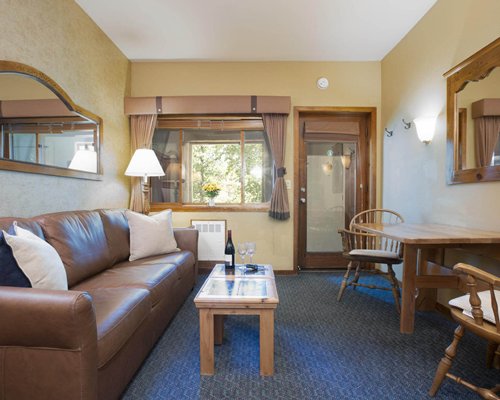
(260, 309, 274, 376)
(214, 314, 224, 345)
(199, 309, 214, 375)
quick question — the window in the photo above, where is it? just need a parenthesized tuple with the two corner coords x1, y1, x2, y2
(151, 117, 273, 207)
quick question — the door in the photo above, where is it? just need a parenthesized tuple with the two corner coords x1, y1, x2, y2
(297, 112, 371, 269)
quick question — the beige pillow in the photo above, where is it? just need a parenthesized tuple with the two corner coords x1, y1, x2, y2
(125, 210, 178, 261)
(4, 225, 68, 290)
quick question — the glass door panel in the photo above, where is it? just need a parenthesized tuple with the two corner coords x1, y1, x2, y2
(306, 141, 356, 253)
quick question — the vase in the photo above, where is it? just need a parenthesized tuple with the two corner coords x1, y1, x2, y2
(208, 198, 215, 207)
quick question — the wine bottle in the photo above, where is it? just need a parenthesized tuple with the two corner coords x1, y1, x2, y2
(224, 230, 235, 269)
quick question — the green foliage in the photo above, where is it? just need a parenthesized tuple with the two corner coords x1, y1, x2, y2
(191, 141, 264, 204)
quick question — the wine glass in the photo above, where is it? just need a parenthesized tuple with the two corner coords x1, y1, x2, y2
(245, 242, 256, 264)
(237, 243, 247, 266)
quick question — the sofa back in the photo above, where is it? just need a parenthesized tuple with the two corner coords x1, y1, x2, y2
(98, 209, 130, 265)
(0, 209, 133, 287)
(33, 211, 113, 287)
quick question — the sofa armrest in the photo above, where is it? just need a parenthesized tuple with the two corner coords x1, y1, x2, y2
(174, 227, 199, 277)
(0, 287, 98, 399)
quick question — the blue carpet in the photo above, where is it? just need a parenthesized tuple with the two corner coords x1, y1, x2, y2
(122, 272, 499, 399)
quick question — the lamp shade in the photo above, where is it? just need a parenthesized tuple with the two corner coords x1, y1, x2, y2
(69, 148, 97, 173)
(125, 149, 165, 177)
(413, 116, 437, 144)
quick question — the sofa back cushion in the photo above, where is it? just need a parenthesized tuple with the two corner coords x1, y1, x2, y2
(0, 217, 45, 239)
(98, 209, 130, 265)
(34, 210, 112, 287)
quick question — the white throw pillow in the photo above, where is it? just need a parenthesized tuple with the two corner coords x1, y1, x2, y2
(125, 210, 178, 262)
(449, 289, 500, 324)
(3, 225, 68, 290)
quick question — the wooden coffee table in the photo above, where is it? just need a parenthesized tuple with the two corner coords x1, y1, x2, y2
(194, 264, 279, 376)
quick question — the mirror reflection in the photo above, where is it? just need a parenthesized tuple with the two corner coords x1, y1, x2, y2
(0, 72, 100, 176)
(457, 67, 500, 170)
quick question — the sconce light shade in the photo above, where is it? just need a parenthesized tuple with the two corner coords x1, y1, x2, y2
(413, 116, 437, 144)
(125, 149, 165, 179)
(340, 154, 352, 169)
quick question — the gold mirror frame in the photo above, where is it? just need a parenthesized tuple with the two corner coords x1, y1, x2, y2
(444, 37, 500, 184)
(0, 61, 102, 180)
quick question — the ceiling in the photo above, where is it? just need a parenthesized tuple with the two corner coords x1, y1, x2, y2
(75, 0, 437, 62)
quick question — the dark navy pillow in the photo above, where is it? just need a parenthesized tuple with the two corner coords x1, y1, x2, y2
(0, 229, 31, 287)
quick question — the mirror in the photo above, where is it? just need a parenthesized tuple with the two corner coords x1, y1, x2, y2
(0, 61, 102, 180)
(445, 37, 500, 184)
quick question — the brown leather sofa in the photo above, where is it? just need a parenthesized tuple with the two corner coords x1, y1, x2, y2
(0, 209, 198, 400)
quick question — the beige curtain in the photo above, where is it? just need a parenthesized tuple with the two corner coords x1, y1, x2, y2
(475, 116, 500, 167)
(129, 114, 158, 211)
(262, 114, 290, 220)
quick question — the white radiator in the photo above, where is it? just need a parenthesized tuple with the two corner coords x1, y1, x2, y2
(192, 220, 226, 261)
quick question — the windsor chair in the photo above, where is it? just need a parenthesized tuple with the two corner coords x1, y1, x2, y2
(429, 263, 500, 399)
(337, 209, 404, 312)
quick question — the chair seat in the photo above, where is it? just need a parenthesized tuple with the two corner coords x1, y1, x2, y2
(449, 289, 500, 324)
(348, 249, 402, 264)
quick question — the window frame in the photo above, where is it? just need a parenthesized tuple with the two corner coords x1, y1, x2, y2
(150, 116, 272, 212)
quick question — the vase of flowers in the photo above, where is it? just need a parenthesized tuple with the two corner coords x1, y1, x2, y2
(202, 182, 221, 206)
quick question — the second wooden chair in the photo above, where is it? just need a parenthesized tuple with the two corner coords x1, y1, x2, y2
(337, 208, 404, 312)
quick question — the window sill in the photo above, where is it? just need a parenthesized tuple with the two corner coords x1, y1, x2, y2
(150, 203, 270, 212)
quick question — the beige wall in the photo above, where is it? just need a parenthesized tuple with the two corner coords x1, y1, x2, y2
(132, 61, 381, 270)
(381, 0, 500, 295)
(0, 0, 131, 216)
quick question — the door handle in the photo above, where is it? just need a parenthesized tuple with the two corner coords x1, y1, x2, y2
(300, 198, 306, 204)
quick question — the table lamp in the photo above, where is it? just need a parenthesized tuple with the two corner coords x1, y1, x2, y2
(68, 144, 97, 173)
(125, 149, 165, 214)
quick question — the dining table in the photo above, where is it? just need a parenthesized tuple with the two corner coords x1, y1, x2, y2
(352, 222, 500, 334)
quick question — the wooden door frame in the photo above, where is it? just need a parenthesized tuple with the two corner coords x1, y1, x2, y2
(293, 106, 377, 273)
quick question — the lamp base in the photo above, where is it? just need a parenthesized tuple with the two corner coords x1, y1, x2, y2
(141, 181, 150, 215)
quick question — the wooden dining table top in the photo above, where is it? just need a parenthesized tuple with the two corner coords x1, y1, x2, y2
(352, 223, 500, 245)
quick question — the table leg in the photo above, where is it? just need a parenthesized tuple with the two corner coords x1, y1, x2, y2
(199, 309, 214, 375)
(214, 315, 224, 345)
(401, 245, 417, 334)
(260, 309, 275, 376)
(416, 248, 438, 311)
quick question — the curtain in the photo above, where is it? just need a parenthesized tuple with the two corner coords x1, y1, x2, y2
(474, 116, 500, 167)
(129, 114, 158, 212)
(262, 114, 290, 220)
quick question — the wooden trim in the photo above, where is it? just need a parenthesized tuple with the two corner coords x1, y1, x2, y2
(293, 106, 377, 273)
(125, 96, 291, 116)
(157, 118, 264, 131)
(151, 203, 269, 212)
(0, 158, 102, 180)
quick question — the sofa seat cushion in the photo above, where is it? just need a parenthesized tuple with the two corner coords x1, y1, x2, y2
(73, 251, 194, 306)
(85, 287, 151, 368)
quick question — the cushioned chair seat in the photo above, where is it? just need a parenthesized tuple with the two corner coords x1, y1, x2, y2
(449, 289, 500, 324)
(347, 249, 402, 264)
(73, 252, 194, 306)
(86, 287, 151, 368)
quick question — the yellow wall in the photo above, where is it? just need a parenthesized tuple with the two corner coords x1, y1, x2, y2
(0, 0, 130, 216)
(132, 62, 381, 270)
(381, 0, 500, 298)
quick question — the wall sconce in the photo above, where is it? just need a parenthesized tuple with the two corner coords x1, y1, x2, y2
(413, 116, 437, 144)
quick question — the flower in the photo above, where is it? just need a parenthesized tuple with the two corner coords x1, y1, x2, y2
(202, 182, 221, 198)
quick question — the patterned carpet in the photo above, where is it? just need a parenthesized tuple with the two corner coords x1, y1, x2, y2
(122, 272, 499, 399)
